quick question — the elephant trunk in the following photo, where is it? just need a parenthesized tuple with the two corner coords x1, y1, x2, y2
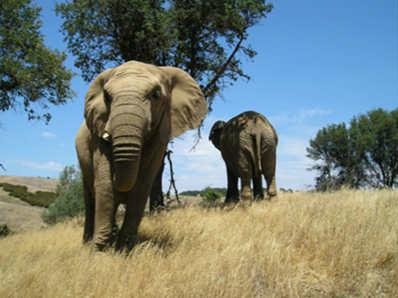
(109, 99, 147, 192)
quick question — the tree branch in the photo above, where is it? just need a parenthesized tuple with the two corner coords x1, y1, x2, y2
(202, 33, 245, 99)
(189, 33, 246, 151)
(165, 150, 180, 204)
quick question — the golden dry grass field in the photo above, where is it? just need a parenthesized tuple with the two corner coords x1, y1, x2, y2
(0, 190, 397, 297)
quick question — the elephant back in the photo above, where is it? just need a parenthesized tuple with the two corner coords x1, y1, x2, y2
(220, 111, 277, 177)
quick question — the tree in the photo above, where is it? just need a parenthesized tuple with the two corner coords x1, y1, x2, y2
(307, 108, 398, 190)
(307, 123, 362, 191)
(0, 0, 73, 123)
(42, 165, 84, 224)
(56, 165, 79, 194)
(56, 0, 271, 106)
(57, 0, 273, 209)
(351, 109, 398, 188)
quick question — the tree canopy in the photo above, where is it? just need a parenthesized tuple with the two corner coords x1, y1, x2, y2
(56, 0, 272, 109)
(307, 108, 398, 190)
(56, 0, 272, 209)
(0, 0, 73, 123)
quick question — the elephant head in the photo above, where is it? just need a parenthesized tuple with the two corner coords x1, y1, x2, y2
(85, 61, 207, 192)
(209, 120, 226, 150)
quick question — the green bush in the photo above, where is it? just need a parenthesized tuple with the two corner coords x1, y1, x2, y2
(180, 190, 201, 196)
(42, 166, 84, 224)
(0, 183, 56, 207)
(28, 191, 57, 207)
(200, 187, 223, 207)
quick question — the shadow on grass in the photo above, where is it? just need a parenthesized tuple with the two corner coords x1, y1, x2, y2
(136, 231, 176, 253)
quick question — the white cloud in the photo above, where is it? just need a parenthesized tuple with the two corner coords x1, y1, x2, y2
(41, 131, 56, 139)
(278, 137, 309, 158)
(269, 108, 332, 126)
(277, 159, 315, 190)
(15, 160, 64, 172)
(164, 131, 225, 191)
(276, 135, 315, 190)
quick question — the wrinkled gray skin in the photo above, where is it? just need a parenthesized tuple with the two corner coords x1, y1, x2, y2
(76, 61, 207, 251)
(209, 111, 278, 202)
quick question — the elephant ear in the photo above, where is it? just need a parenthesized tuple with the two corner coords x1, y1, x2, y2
(84, 68, 113, 138)
(160, 67, 208, 139)
(209, 121, 226, 140)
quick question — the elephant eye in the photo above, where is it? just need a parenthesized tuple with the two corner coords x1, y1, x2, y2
(104, 90, 112, 104)
(149, 86, 161, 101)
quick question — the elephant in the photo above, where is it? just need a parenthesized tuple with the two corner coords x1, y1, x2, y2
(209, 111, 278, 202)
(75, 61, 207, 251)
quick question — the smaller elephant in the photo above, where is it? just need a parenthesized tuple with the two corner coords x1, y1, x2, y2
(209, 111, 278, 202)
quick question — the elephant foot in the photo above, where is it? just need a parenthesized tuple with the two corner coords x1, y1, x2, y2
(108, 225, 119, 246)
(94, 242, 108, 252)
(237, 200, 252, 208)
(93, 232, 115, 251)
(224, 196, 239, 204)
(254, 194, 265, 201)
(83, 225, 94, 243)
(115, 233, 138, 253)
(83, 234, 93, 244)
(267, 191, 277, 198)
(240, 194, 252, 201)
(240, 185, 252, 201)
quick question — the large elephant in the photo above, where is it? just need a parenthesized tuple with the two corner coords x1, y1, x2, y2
(209, 111, 278, 202)
(75, 61, 207, 251)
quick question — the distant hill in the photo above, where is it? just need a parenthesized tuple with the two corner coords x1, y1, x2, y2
(0, 175, 58, 232)
(0, 175, 58, 192)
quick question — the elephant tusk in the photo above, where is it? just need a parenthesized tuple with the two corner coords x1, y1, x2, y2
(102, 132, 111, 142)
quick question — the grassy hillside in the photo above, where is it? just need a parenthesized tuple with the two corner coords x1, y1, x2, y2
(0, 182, 57, 207)
(0, 191, 45, 232)
(0, 176, 57, 193)
(0, 190, 397, 297)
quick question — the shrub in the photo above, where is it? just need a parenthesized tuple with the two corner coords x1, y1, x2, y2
(42, 166, 84, 224)
(200, 187, 223, 207)
(28, 191, 57, 207)
(180, 190, 201, 196)
(0, 183, 56, 207)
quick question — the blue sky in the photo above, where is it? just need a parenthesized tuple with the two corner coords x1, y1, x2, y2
(1, 0, 397, 190)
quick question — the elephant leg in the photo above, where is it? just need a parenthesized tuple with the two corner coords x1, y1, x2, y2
(149, 157, 165, 212)
(82, 177, 95, 243)
(77, 136, 95, 243)
(115, 188, 148, 252)
(240, 175, 252, 201)
(109, 200, 123, 246)
(253, 175, 264, 200)
(93, 150, 116, 250)
(262, 148, 277, 198)
(225, 167, 239, 203)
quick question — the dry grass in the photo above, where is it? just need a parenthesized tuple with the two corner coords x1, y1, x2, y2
(0, 190, 397, 297)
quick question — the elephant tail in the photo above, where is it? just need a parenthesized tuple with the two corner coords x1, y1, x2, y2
(251, 133, 262, 176)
